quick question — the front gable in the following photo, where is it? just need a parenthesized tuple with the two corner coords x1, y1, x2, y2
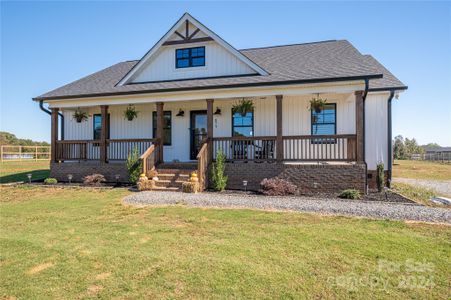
(118, 13, 268, 85)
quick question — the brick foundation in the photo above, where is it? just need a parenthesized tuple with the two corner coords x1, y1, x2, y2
(50, 162, 129, 183)
(224, 162, 366, 193)
(367, 170, 390, 189)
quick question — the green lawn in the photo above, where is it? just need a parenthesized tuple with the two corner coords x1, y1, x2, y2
(393, 159, 451, 181)
(1, 186, 450, 299)
(0, 161, 50, 183)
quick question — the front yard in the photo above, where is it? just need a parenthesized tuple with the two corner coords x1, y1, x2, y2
(1, 185, 450, 299)
(0, 160, 50, 183)
(393, 159, 451, 181)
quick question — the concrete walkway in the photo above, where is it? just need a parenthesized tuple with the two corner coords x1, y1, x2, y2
(393, 178, 451, 196)
(124, 191, 451, 224)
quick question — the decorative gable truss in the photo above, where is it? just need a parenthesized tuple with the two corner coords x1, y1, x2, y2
(117, 13, 268, 85)
(163, 19, 213, 46)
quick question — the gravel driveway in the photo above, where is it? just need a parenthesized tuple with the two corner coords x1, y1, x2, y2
(393, 178, 451, 196)
(123, 191, 451, 224)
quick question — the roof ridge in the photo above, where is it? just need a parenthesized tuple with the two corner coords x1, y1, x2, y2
(238, 40, 340, 51)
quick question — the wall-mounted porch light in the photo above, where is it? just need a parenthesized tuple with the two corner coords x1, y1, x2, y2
(214, 107, 222, 115)
(176, 109, 185, 117)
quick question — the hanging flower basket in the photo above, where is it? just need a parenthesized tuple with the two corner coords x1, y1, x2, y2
(232, 99, 254, 117)
(124, 105, 139, 121)
(73, 109, 88, 123)
(309, 96, 327, 113)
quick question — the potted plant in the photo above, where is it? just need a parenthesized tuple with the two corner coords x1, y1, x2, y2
(124, 105, 139, 121)
(73, 109, 88, 123)
(232, 99, 254, 117)
(309, 96, 327, 113)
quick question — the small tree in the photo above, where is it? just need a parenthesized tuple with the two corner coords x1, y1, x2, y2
(126, 147, 141, 184)
(376, 162, 385, 192)
(393, 135, 406, 160)
(211, 149, 228, 191)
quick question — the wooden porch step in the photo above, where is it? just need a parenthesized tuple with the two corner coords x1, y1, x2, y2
(158, 163, 197, 170)
(151, 186, 181, 192)
(154, 179, 186, 188)
(157, 169, 193, 175)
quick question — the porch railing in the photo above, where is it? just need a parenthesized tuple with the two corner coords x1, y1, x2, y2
(196, 141, 209, 191)
(212, 136, 277, 161)
(211, 134, 356, 162)
(140, 142, 160, 175)
(55, 139, 157, 161)
(107, 139, 154, 161)
(283, 134, 357, 161)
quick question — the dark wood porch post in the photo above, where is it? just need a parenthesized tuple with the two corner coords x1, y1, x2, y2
(206, 99, 214, 165)
(100, 105, 109, 163)
(156, 102, 164, 163)
(276, 95, 283, 162)
(355, 91, 364, 162)
(50, 107, 59, 163)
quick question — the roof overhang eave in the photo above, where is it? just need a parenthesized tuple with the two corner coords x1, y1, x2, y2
(368, 86, 408, 92)
(33, 74, 383, 102)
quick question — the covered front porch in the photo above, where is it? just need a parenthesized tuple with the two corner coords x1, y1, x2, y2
(48, 90, 365, 189)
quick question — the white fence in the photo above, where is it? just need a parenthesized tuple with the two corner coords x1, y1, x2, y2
(0, 145, 51, 162)
(410, 152, 451, 163)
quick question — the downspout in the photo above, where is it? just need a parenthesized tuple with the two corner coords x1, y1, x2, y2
(362, 79, 369, 193)
(386, 90, 395, 188)
(39, 100, 64, 140)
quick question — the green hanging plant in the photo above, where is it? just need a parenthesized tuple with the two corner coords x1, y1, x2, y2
(309, 96, 327, 113)
(124, 105, 139, 121)
(73, 109, 88, 123)
(232, 98, 254, 117)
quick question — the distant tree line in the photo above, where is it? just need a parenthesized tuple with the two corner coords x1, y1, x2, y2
(393, 135, 442, 160)
(0, 132, 49, 147)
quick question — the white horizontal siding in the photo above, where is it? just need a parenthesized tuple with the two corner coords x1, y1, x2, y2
(131, 41, 256, 83)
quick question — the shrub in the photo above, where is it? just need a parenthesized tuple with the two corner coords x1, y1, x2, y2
(126, 147, 141, 184)
(211, 149, 228, 191)
(259, 178, 297, 196)
(44, 178, 57, 185)
(376, 162, 385, 192)
(339, 189, 361, 200)
(83, 174, 106, 186)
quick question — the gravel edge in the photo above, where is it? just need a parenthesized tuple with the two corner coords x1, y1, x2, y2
(123, 191, 451, 224)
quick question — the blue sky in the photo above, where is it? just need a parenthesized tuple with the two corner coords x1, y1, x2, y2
(1, 1, 450, 145)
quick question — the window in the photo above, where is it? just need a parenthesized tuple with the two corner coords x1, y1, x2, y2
(93, 114, 110, 140)
(232, 111, 253, 137)
(311, 103, 336, 143)
(152, 111, 172, 146)
(176, 46, 205, 68)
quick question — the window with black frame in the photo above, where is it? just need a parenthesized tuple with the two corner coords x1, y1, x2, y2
(231, 111, 254, 159)
(232, 111, 253, 137)
(311, 103, 336, 144)
(93, 114, 110, 141)
(152, 111, 172, 146)
(176, 46, 205, 68)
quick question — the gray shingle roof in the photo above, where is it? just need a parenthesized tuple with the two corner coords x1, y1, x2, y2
(363, 55, 406, 91)
(34, 40, 406, 101)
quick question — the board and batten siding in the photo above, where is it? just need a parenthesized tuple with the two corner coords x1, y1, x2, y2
(62, 104, 154, 141)
(282, 94, 355, 135)
(130, 41, 256, 83)
(365, 92, 390, 171)
(62, 93, 361, 162)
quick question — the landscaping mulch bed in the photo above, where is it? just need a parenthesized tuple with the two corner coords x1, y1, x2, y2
(219, 189, 415, 204)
